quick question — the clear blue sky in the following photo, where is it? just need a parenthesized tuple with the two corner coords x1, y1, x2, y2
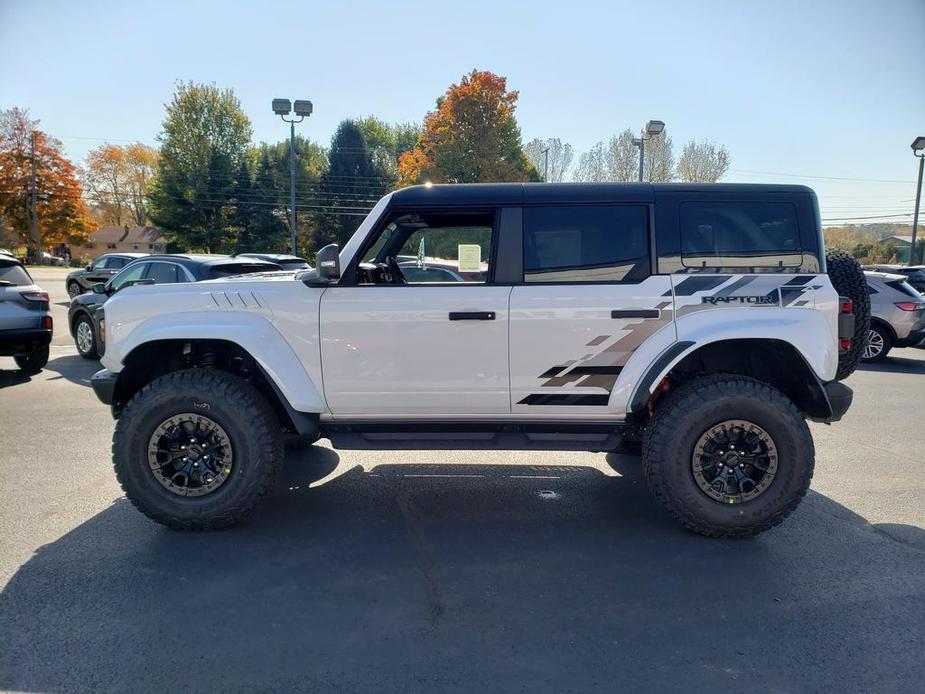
(2, 0, 923, 224)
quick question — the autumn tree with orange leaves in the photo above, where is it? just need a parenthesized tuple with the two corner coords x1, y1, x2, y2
(399, 70, 539, 185)
(83, 142, 159, 226)
(0, 107, 95, 250)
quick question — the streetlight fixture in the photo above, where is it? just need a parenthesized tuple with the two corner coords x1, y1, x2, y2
(632, 120, 666, 182)
(910, 136, 925, 266)
(272, 97, 313, 255)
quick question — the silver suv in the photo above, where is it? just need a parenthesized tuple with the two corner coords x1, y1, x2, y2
(863, 271, 925, 362)
(0, 255, 52, 373)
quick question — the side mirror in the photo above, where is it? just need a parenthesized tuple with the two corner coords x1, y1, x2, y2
(316, 244, 341, 281)
(85, 264, 93, 271)
(91, 282, 107, 295)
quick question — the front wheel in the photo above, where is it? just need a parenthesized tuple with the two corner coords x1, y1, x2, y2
(642, 374, 814, 538)
(67, 281, 83, 299)
(74, 314, 99, 359)
(113, 369, 283, 530)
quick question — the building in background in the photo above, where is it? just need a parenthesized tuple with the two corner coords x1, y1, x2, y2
(77, 226, 167, 260)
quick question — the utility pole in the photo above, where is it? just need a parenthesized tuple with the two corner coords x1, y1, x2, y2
(543, 146, 549, 182)
(289, 118, 297, 255)
(633, 138, 645, 181)
(29, 131, 42, 260)
(272, 99, 313, 255)
(910, 139, 924, 265)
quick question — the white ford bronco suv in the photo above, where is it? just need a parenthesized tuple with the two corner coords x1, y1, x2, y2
(90, 183, 868, 537)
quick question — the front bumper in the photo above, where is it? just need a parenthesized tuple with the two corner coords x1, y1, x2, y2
(91, 368, 118, 406)
(0, 327, 52, 356)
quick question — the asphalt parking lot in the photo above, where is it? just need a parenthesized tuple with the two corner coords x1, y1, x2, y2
(1, 268, 924, 693)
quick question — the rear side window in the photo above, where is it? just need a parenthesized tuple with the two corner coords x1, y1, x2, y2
(887, 280, 921, 299)
(208, 263, 274, 278)
(523, 205, 649, 283)
(680, 201, 801, 268)
(104, 256, 129, 269)
(145, 262, 181, 284)
(0, 263, 32, 286)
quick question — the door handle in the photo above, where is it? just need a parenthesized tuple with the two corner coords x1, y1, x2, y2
(449, 311, 495, 321)
(611, 309, 661, 319)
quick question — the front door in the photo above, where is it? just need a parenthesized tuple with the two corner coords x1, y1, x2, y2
(320, 208, 511, 417)
(509, 203, 673, 416)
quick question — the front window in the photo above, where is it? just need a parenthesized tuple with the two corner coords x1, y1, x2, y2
(358, 212, 494, 284)
(109, 263, 148, 292)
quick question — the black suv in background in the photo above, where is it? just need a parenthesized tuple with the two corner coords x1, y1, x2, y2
(237, 253, 311, 270)
(66, 253, 149, 298)
(69, 254, 282, 359)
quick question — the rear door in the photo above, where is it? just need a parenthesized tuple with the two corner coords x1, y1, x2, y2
(509, 202, 674, 416)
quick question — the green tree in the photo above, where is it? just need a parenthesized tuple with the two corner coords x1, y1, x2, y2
(252, 136, 327, 254)
(323, 120, 391, 245)
(232, 159, 286, 253)
(147, 82, 252, 252)
(355, 116, 422, 189)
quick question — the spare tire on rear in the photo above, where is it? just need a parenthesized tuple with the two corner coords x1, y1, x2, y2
(826, 248, 870, 380)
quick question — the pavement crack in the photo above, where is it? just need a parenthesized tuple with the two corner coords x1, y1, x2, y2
(395, 490, 444, 628)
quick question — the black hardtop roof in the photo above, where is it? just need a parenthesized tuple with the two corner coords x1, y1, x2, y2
(389, 182, 816, 207)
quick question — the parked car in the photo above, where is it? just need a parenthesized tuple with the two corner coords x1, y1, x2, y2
(862, 271, 925, 361)
(69, 254, 283, 359)
(91, 183, 866, 538)
(236, 253, 311, 271)
(863, 264, 925, 294)
(0, 254, 52, 373)
(397, 262, 465, 282)
(66, 253, 148, 298)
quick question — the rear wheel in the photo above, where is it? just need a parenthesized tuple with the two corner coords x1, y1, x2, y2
(642, 374, 814, 538)
(826, 248, 870, 380)
(862, 324, 892, 362)
(14, 344, 49, 374)
(113, 369, 283, 530)
(74, 314, 99, 359)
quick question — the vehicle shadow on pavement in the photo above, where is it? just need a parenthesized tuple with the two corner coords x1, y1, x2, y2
(857, 355, 925, 376)
(0, 365, 31, 389)
(2, 445, 924, 693)
(42, 353, 99, 387)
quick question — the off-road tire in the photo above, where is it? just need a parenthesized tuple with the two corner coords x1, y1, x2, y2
(642, 374, 814, 538)
(862, 322, 893, 363)
(826, 248, 870, 380)
(113, 369, 283, 530)
(14, 344, 49, 374)
(73, 313, 99, 359)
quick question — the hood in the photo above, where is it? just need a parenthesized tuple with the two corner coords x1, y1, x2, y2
(199, 270, 301, 284)
(71, 289, 107, 307)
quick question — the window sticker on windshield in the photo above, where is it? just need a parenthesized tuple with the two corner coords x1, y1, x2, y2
(458, 244, 481, 273)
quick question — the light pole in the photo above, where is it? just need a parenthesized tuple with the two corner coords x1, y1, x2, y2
(543, 146, 549, 182)
(632, 120, 666, 182)
(910, 136, 925, 266)
(272, 98, 313, 255)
